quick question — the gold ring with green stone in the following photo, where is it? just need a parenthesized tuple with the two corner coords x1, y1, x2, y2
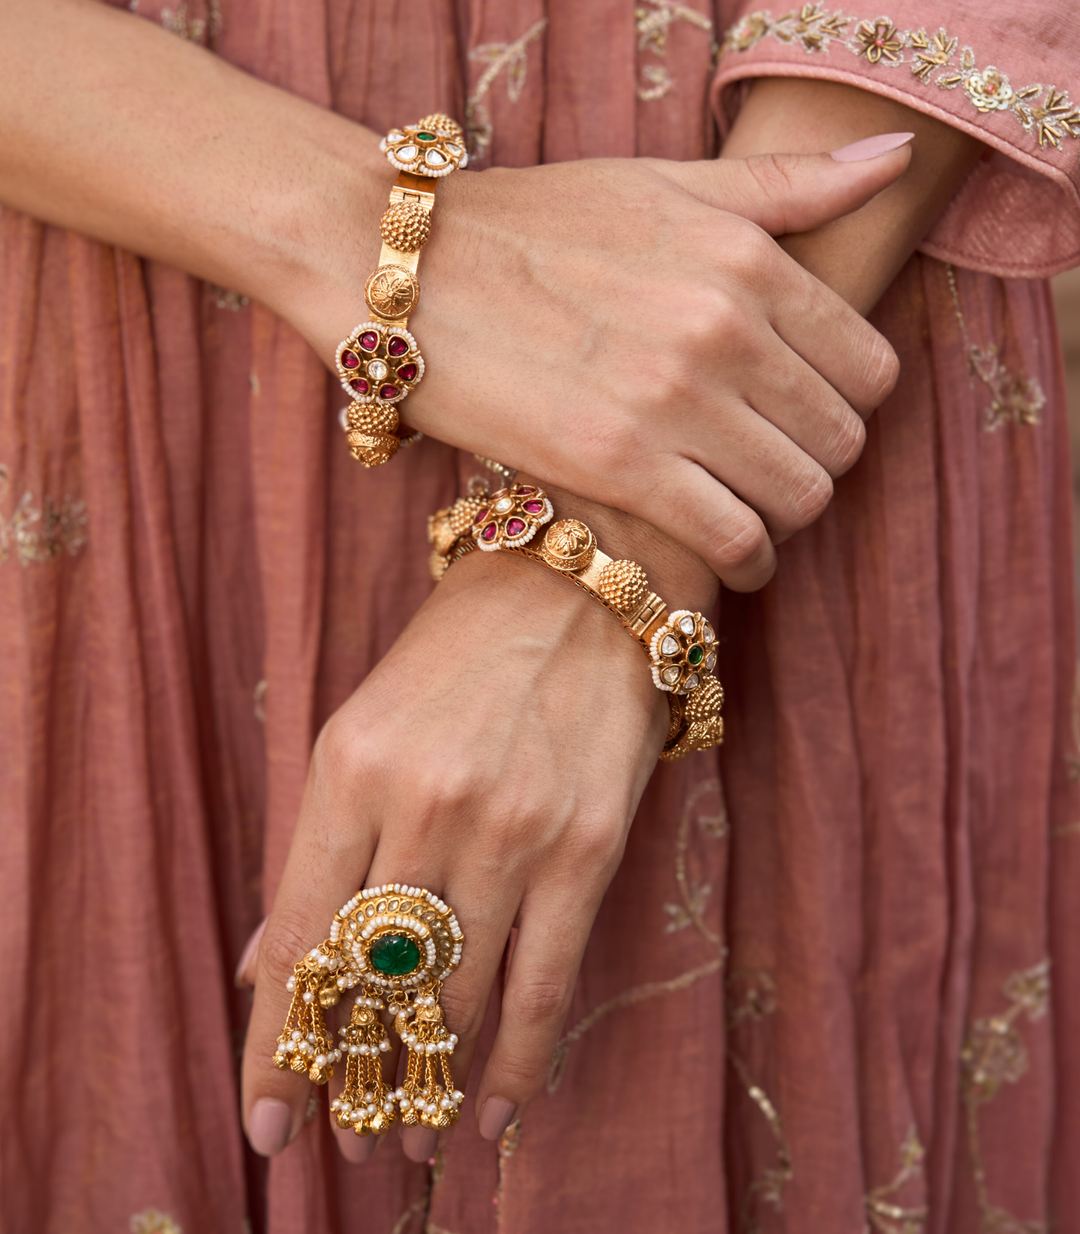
(274, 884, 466, 1135)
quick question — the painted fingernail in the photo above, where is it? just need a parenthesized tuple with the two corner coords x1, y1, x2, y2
(248, 1098, 293, 1157)
(234, 917, 268, 987)
(478, 1097, 517, 1141)
(402, 1125, 438, 1163)
(337, 1128, 380, 1164)
(830, 132, 914, 162)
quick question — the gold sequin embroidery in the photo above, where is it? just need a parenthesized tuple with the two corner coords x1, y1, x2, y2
(720, 7, 1080, 152)
(961, 960, 1050, 1233)
(0, 465, 88, 567)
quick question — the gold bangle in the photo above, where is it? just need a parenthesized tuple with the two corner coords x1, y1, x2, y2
(428, 484, 724, 761)
(335, 115, 467, 469)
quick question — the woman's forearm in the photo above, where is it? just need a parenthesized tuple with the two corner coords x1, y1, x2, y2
(722, 77, 983, 313)
(0, 0, 382, 342)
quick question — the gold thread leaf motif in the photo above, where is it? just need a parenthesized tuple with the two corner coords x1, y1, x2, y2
(634, 2, 714, 100)
(466, 19, 548, 161)
(720, 10, 1080, 153)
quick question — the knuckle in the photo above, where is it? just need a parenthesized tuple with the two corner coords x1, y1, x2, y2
(787, 465, 834, 527)
(725, 219, 776, 282)
(856, 332, 901, 410)
(259, 915, 318, 984)
(711, 509, 770, 572)
(437, 988, 486, 1043)
(512, 976, 574, 1026)
(824, 407, 867, 475)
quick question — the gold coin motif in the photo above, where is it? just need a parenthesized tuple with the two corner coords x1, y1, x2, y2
(539, 519, 597, 571)
(365, 265, 420, 320)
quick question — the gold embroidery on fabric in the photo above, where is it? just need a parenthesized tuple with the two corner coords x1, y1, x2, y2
(210, 285, 249, 311)
(945, 265, 1046, 432)
(389, 1197, 428, 1234)
(720, 8, 1080, 151)
(961, 960, 1050, 1234)
(635, 2, 714, 101)
(494, 1119, 522, 1229)
(726, 970, 793, 1230)
(159, 0, 221, 46)
(465, 19, 548, 162)
(865, 1125, 928, 1234)
(130, 1212, 183, 1234)
(547, 776, 725, 1092)
(0, 465, 88, 567)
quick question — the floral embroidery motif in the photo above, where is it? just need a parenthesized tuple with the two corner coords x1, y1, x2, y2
(969, 346, 1045, 432)
(635, 1, 714, 101)
(465, 19, 547, 162)
(945, 265, 1045, 432)
(130, 1211, 182, 1234)
(865, 1125, 927, 1234)
(0, 465, 88, 567)
(720, 7, 1080, 151)
(961, 960, 1050, 1233)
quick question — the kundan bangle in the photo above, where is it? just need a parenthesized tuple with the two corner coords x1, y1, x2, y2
(428, 484, 725, 761)
(336, 115, 468, 469)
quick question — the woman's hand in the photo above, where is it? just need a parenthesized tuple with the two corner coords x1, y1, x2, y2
(300, 148, 910, 592)
(240, 548, 670, 1162)
(0, 0, 907, 591)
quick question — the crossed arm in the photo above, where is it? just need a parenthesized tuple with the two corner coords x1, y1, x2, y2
(0, 0, 980, 1162)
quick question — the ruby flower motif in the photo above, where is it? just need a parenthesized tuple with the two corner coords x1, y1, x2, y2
(471, 485, 554, 552)
(649, 610, 717, 695)
(336, 323, 424, 404)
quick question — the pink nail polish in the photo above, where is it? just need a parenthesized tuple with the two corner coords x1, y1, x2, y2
(830, 131, 914, 162)
(248, 1098, 293, 1156)
(402, 1126, 439, 1163)
(337, 1127, 380, 1164)
(234, 917, 268, 987)
(478, 1097, 516, 1141)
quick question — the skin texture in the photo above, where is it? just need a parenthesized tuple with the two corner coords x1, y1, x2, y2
(0, 0, 983, 1167)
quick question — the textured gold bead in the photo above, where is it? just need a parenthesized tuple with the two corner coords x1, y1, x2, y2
(540, 519, 596, 572)
(347, 430, 399, 468)
(346, 401, 398, 435)
(380, 201, 432, 253)
(686, 673, 725, 721)
(448, 496, 486, 536)
(417, 112, 463, 140)
(598, 559, 649, 614)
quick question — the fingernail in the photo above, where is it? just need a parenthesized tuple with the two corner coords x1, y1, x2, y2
(248, 1098, 293, 1156)
(336, 1128, 380, 1164)
(478, 1097, 517, 1142)
(830, 132, 914, 162)
(235, 917, 268, 987)
(402, 1126, 438, 1163)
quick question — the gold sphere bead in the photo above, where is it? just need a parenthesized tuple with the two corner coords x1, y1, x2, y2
(417, 112, 463, 139)
(598, 559, 649, 614)
(380, 201, 432, 253)
(686, 673, 725, 720)
(447, 495, 487, 536)
(346, 400, 399, 435)
(347, 430, 400, 468)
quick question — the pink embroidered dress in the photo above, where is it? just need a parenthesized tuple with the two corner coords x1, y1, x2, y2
(0, 2, 1077, 1232)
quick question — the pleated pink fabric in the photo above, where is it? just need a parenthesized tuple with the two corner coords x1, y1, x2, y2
(0, 1, 1077, 1232)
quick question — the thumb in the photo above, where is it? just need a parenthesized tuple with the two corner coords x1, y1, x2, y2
(660, 131, 914, 236)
